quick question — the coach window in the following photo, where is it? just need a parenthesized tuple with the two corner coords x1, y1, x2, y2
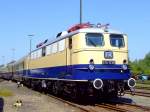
(35, 51, 38, 59)
(110, 34, 125, 48)
(34, 51, 37, 59)
(34, 52, 37, 59)
(31, 52, 34, 59)
(32, 52, 34, 59)
(42, 47, 46, 57)
(32, 52, 36, 59)
(33, 52, 35, 59)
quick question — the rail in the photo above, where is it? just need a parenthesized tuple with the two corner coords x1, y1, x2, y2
(126, 90, 150, 97)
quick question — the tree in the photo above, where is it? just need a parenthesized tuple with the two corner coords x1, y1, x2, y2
(130, 52, 150, 75)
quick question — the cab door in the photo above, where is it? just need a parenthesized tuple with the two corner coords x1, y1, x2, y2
(66, 37, 73, 74)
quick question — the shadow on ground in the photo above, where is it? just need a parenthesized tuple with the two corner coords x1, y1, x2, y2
(72, 97, 133, 105)
(49, 92, 134, 106)
(0, 97, 4, 112)
(23, 85, 134, 106)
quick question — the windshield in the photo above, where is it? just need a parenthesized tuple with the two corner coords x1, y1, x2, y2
(110, 34, 125, 47)
(86, 33, 104, 47)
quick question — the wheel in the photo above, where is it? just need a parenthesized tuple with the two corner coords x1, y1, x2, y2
(72, 87, 78, 99)
(30, 80, 35, 89)
(52, 82, 58, 95)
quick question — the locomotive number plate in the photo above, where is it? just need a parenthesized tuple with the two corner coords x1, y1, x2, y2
(102, 60, 115, 64)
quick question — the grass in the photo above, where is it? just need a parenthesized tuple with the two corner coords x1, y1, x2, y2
(136, 84, 150, 90)
(135, 80, 150, 90)
(0, 88, 13, 97)
(136, 80, 150, 85)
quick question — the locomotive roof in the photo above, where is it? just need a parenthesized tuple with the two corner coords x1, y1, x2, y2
(33, 27, 126, 52)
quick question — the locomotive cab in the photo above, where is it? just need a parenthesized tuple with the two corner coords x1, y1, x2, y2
(67, 24, 135, 97)
(70, 32, 128, 65)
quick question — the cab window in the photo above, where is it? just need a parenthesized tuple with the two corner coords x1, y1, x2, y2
(110, 34, 125, 47)
(86, 33, 104, 47)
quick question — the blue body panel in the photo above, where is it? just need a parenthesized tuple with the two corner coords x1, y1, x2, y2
(20, 64, 131, 80)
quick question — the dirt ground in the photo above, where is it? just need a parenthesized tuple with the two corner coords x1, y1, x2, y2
(123, 94, 150, 107)
(0, 80, 81, 112)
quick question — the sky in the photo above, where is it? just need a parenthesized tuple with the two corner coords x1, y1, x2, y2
(0, 0, 150, 64)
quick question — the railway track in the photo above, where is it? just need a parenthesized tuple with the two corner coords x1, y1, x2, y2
(100, 99, 150, 112)
(122, 103, 150, 111)
(117, 103, 150, 112)
(134, 92, 150, 97)
(47, 94, 94, 112)
(47, 93, 150, 112)
(126, 90, 150, 97)
(47, 94, 127, 112)
(96, 103, 130, 112)
(47, 93, 128, 112)
(96, 102, 150, 112)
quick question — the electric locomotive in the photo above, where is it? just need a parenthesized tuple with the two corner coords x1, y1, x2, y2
(0, 23, 136, 98)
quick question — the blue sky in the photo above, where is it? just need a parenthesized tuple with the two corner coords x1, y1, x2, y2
(0, 0, 150, 64)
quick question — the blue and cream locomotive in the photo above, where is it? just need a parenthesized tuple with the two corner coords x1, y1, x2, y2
(0, 23, 136, 98)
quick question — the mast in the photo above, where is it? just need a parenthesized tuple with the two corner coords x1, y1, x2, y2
(80, 0, 82, 24)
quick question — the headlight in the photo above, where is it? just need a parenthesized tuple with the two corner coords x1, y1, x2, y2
(122, 64, 127, 70)
(89, 59, 95, 71)
(89, 64, 95, 71)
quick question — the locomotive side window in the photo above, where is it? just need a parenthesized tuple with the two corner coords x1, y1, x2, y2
(37, 49, 42, 58)
(42, 47, 46, 57)
(46, 44, 52, 55)
(52, 42, 58, 53)
(110, 34, 125, 47)
(86, 33, 104, 47)
(58, 39, 65, 51)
